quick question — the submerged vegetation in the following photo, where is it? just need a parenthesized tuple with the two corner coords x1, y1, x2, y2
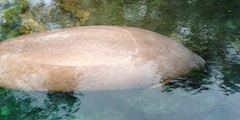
(0, 0, 28, 40)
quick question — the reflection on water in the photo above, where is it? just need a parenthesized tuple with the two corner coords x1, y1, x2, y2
(1, 87, 240, 120)
(0, 0, 240, 119)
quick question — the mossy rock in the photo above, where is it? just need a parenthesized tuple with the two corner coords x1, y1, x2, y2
(0, 0, 28, 41)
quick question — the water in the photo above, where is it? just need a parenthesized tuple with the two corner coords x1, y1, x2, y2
(1, 87, 239, 120)
(0, 0, 240, 119)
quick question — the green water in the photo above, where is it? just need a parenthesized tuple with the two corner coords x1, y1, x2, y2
(0, 0, 240, 120)
(1, 87, 239, 120)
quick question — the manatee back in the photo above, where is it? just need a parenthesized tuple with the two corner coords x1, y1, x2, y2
(0, 26, 205, 91)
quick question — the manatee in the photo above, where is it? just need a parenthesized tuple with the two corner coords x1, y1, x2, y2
(0, 26, 205, 92)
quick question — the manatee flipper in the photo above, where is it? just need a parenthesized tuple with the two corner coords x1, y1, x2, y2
(149, 79, 173, 89)
(149, 83, 163, 89)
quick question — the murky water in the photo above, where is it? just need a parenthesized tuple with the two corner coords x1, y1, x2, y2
(0, 0, 240, 120)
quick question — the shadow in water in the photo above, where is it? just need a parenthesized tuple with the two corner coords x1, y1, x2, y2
(0, 89, 159, 120)
(0, 89, 82, 119)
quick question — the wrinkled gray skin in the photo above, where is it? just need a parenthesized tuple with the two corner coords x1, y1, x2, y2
(0, 26, 205, 92)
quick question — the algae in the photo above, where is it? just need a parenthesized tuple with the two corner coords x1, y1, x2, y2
(0, 0, 28, 40)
